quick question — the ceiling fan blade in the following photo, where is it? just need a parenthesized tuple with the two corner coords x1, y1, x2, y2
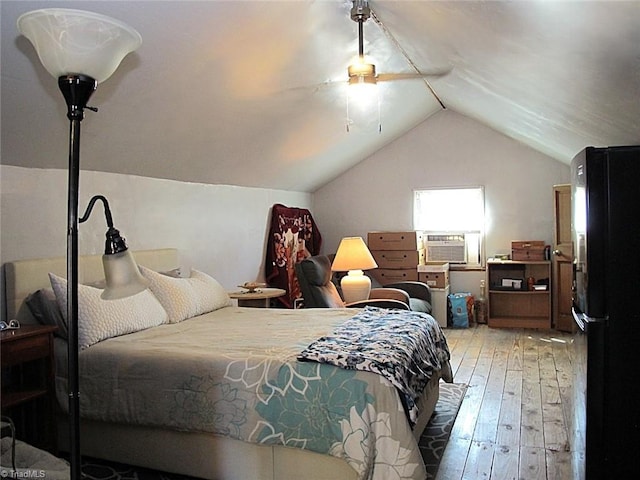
(376, 68, 452, 83)
(274, 79, 347, 96)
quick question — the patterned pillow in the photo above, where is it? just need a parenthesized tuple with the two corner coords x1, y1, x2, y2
(139, 266, 231, 323)
(49, 273, 168, 350)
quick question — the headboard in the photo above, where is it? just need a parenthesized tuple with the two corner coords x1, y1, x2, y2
(4, 248, 179, 323)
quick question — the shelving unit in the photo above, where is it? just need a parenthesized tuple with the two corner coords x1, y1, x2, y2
(487, 260, 551, 328)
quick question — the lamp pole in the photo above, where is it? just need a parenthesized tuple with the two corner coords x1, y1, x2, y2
(59, 74, 97, 480)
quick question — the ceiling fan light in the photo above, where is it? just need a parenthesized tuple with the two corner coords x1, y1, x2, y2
(347, 73, 378, 126)
(347, 61, 378, 113)
(348, 62, 376, 80)
(349, 75, 376, 88)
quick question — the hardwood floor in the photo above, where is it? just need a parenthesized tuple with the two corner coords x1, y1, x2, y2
(436, 324, 586, 480)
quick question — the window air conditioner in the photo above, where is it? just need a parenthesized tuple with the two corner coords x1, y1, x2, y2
(425, 234, 467, 263)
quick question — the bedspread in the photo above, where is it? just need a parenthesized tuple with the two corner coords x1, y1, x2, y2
(69, 307, 444, 480)
(298, 306, 450, 425)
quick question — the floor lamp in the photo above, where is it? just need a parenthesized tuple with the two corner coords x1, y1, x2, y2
(17, 9, 142, 480)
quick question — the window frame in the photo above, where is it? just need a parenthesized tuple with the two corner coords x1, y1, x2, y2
(413, 186, 486, 267)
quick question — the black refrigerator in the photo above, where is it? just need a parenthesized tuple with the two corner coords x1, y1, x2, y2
(571, 145, 640, 479)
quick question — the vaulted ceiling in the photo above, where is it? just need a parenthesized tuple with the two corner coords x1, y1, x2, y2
(2, 1, 639, 192)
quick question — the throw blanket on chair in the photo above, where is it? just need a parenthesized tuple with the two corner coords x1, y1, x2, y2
(298, 306, 451, 425)
(265, 203, 322, 308)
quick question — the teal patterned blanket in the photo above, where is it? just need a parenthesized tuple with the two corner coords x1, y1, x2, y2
(71, 306, 450, 480)
(298, 306, 451, 425)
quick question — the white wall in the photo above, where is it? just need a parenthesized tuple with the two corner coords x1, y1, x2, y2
(0, 165, 310, 292)
(1, 110, 571, 313)
(311, 110, 571, 296)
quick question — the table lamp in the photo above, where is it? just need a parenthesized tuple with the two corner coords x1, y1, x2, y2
(331, 237, 378, 303)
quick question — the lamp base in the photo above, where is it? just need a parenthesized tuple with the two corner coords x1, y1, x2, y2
(340, 270, 371, 304)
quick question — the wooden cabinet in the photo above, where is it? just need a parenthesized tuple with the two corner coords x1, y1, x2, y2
(1, 325, 57, 451)
(487, 261, 551, 328)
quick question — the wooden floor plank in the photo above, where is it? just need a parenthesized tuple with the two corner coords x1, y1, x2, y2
(462, 440, 495, 480)
(436, 436, 472, 480)
(496, 369, 522, 448)
(436, 325, 584, 480)
(546, 449, 573, 480)
(506, 334, 523, 371)
(490, 444, 519, 480)
(521, 379, 544, 448)
(519, 446, 547, 480)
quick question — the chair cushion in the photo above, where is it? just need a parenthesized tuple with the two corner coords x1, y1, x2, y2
(385, 281, 431, 303)
(299, 255, 333, 286)
(320, 284, 346, 308)
(409, 297, 432, 313)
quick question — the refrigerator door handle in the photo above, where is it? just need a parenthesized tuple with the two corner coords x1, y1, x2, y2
(572, 307, 606, 332)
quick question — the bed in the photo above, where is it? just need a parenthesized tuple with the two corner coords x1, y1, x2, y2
(4, 248, 452, 480)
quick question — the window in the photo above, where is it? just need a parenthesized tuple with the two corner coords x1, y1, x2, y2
(414, 187, 485, 266)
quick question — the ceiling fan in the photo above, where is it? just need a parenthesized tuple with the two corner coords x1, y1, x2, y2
(347, 0, 448, 108)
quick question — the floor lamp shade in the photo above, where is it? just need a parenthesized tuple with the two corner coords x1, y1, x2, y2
(17, 8, 142, 84)
(102, 250, 149, 300)
(332, 237, 378, 303)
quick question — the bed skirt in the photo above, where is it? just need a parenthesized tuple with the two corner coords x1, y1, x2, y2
(57, 374, 441, 480)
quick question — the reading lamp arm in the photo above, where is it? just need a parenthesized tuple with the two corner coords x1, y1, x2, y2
(79, 194, 114, 227)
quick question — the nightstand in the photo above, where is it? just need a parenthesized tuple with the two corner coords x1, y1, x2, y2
(1, 324, 57, 452)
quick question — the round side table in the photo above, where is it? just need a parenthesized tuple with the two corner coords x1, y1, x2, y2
(228, 288, 286, 308)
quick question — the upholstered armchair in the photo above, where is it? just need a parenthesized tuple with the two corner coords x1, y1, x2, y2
(295, 255, 409, 309)
(383, 281, 432, 313)
(326, 252, 433, 313)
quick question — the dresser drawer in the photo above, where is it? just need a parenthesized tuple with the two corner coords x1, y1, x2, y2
(369, 268, 419, 285)
(371, 250, 425, 269)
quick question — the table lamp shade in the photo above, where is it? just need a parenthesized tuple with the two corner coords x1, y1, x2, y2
(332, 237, 378, 303)
(331, 237, 378, 272)
(17, 8, 142, 83)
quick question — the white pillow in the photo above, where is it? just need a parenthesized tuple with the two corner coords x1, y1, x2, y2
(49, 273, 168, 350)
(139, 266, 231, 323)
